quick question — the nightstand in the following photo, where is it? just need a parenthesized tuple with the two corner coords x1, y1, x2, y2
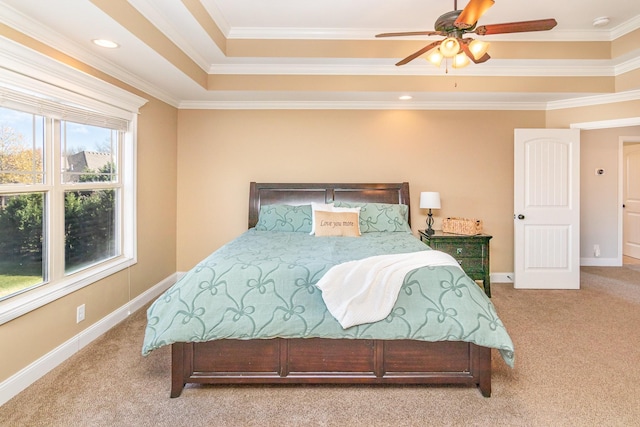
(419, 230, 492, 297)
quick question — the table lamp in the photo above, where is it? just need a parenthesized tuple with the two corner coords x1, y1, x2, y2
(419, 192, 441, 236)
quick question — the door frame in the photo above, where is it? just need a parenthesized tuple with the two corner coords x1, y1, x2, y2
(569, 117, 640, 267)
(619, 136, 640, 263)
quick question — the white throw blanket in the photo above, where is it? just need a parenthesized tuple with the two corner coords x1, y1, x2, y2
(316, 250, 461, 329)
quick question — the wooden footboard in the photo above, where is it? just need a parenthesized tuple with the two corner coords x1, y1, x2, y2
(170, 338, 491, 398)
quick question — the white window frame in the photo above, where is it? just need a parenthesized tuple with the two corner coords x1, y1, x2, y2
(0, 39, 147, 325)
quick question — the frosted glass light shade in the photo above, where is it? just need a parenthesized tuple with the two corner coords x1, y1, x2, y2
(468, 39, 490, 60)
(420, 192, 441, 209)
(427, 49, 444, 66)
(452, 52, 470, 68)
(439, 37, 460, 58)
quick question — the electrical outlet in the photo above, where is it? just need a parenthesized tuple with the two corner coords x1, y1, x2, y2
(594, 244, 601, 257)
(76, 304, 85, 323)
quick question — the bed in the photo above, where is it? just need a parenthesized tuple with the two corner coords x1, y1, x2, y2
(142, 182, 514, 398)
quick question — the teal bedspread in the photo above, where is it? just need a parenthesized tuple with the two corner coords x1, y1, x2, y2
(142, 230, 514, 367)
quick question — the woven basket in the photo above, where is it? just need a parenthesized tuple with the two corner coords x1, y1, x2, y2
(441, 217, 483, 235)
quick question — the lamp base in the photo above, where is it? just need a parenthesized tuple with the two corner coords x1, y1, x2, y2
(426, 210, 435, 236)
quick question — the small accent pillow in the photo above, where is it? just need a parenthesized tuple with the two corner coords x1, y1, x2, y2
(309, 202, 334, 235)
(334, 202, 411, 233)
(313, 210, 361, 237)
(255, 204, 312, 232)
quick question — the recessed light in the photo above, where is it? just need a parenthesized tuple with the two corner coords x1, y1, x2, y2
(399, 95, 413, 100)
(592, 16, 610, 28)
(92, 39, 119, 49)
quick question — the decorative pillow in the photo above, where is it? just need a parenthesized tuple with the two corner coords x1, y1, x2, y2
(255, 204, 312, 232)
(313, 210, 361, 237)
(334, 202, 411, 233)
(309, 202, 334, 235)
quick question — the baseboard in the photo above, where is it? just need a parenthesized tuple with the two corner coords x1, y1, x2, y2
(580, 257, 621, 267)
(491, 272, 514, 283)
(0, 273, 177, 407)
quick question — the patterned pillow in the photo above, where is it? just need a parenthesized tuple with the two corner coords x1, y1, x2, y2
(313, 210, 361, 237)
(255, 204, 312, 232)
(334, 202, 411, 233)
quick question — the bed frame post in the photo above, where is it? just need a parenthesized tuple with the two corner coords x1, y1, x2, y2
(171, 343, 187, 398)
(473, 344, 492, 397)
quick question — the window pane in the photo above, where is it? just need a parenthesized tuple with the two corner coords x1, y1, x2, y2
(0, 192, 45, 300)
(65, 189, 118, 273)
(0, 107, 45, 185)
(62, 122, 118, 183)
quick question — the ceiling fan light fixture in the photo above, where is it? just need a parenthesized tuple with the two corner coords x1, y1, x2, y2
(426, 49, 444, 67)
(439, 37, 460, 58)
(468, 39, 490, 60)
(452, 52, 470, 69)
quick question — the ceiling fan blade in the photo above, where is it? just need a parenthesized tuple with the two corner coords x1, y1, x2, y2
(474, 52, 490, 63)
(395, 40, 442, 66)
(376, 31, 443, 38)
(475, 18, 558, 35)
(455, 0, 495, 29)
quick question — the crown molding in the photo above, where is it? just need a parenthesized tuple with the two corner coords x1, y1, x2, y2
(570, 117, 640, 130)
(611, 14, 640, 40)
(0, 2, 180, 107)
(128, 0, 220, 69)
(209, 59, 619, 77)
(0, 38, 147, 114)
(199, 0, 231, 36)
(546, 89, 640, 110)
(226, 16, 640, 42)
(178, 99, 548, 111)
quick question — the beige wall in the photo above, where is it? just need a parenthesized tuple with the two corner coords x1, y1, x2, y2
(0, 97, 178, 383)
(177, 109, 546, 273)
(580, 126, 640, 260)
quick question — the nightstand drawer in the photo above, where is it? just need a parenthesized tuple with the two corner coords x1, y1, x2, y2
(432, 242, 484, 258)
(453, 257, 484, 273)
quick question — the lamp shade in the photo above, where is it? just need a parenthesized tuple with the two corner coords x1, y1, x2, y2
(419, 192, 441, 209)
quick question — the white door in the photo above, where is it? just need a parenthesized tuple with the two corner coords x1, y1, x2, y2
(514, 129, 581, 289)
(623, 144, 640, 259)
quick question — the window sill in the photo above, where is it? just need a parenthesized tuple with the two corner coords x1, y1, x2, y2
(0, 256, 136, 326)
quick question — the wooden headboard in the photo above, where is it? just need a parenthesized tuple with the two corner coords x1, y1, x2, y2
(248, 182, 410, 229)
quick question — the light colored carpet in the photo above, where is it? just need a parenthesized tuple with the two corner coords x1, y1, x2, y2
(1, 266, 640, 426)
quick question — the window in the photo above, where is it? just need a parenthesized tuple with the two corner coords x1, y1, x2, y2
(0, 107, 127, 301)
(0, 53, 146, 323)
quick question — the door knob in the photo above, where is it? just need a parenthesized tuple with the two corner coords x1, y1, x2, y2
(517, 214, 525, 220)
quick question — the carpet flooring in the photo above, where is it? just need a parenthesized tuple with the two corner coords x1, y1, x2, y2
(1, 266, 640, 426)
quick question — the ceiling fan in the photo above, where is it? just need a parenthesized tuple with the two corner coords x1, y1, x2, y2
(375, 0, 557, 68)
